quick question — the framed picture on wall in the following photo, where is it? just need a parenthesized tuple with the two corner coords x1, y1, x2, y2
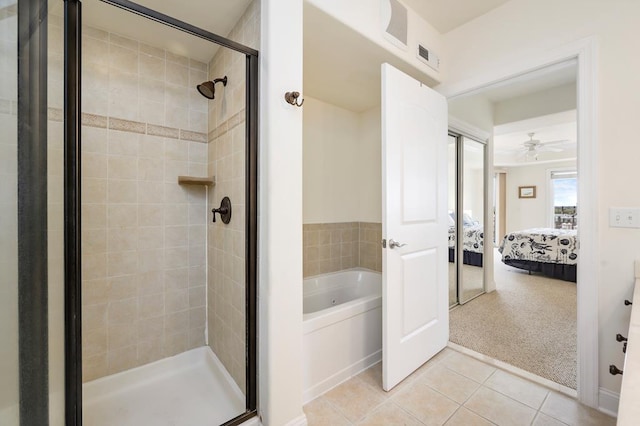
(519, 186, 536, 199)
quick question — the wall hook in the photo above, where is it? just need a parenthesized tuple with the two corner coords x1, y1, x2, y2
(285, 91, 304, 107)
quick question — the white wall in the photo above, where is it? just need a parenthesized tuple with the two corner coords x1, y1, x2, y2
(449, 95, 494, 134)
(442, 0, 640, 402)
(303, 97, 381, 224)
(503, 160, 576, 233)
(357, 106, 382, 223)
(306, 0, 443, 85)
(494, 82, 577, 125)
(259, 0, 305, 424)
(303, 97, 361, 223)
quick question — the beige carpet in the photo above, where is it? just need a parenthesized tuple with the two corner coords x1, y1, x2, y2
(450, 249, 577, 389)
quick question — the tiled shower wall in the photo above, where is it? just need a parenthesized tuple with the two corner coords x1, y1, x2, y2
(207, 0, 260, 394)
(302, 222, 383, 278)
(76, 22, 211, 381)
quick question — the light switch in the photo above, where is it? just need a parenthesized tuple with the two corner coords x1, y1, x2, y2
(609, 208, 640, 228)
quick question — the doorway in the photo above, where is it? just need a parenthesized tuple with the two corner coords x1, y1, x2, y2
(446, 60, 582, 393)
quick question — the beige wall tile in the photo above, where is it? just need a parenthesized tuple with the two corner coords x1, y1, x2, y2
(107, 345, 137, 375)
(164, 332, 187, 357)
(80, 23, 212, 382)
(108, 227, 138, 252)
(83, 354, 108, 382)
(138, 293, 164, 320)
(137, 337, 164, 365)
(137, 271, 164, 296)
(108, 324, 137, 350)
(165, 311, 188, 334)
(107, 275, 137, 301)
(107, 204, 138, 228)
(83, 327, 107, 358)
(107, 298, 137, 325)
(107, 251, 137, 277)
(166, 289, 189, 313)
(83, 303, 108, 331)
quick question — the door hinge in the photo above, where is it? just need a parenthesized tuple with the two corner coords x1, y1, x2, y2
(381, 239, 387, 248)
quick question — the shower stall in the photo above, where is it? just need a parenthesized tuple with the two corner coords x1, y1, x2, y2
(2, 0, 258, 424)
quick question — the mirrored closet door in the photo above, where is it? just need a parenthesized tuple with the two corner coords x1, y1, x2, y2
(448, 132, 486, 306)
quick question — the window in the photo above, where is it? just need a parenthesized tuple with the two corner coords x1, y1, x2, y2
(550, 170, 577, 229)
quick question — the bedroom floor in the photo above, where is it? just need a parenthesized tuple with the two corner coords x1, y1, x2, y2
(449, 248, 577, 389)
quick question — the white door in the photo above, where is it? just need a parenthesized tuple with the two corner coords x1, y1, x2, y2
(381, 63, 449, 391)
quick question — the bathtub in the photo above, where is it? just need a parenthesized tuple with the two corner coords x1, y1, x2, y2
(303, 268, 382, 403)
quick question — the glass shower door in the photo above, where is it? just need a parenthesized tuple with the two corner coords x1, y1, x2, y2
(0, 1, 19, 423)
(0, 0, 65, 424)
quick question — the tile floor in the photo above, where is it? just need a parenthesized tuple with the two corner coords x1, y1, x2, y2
(304, 348, 616, 426)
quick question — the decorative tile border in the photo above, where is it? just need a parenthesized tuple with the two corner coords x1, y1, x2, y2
(208, 109, 245, 142)
(109, 117, 146, 134)
(44, 106, 208, 143)
(0, 4, 17, 19)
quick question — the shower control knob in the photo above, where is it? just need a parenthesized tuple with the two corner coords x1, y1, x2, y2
(212, 196, 232, 224)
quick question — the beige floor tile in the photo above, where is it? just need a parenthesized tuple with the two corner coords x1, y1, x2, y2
(532, 412, 569, 426)
(324, 377, 386, 423)
(445, 407, 495, 426)
(356, 401, 422, 426)
(304, 396, 351, 426)
(441, 351, 496, 383)
(484, 370, 549, 409)
(540, 392, 616, 426)
(357, 362, 418, 398)
(420, 364, 481, 404)
(464, 387, 536, 426)
(392, 381, 459, 426)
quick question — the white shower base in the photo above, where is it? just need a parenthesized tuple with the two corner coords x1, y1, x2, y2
(83, 346, 244, 426)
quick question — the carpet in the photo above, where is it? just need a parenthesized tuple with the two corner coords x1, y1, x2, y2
(449, 249, 577, 389)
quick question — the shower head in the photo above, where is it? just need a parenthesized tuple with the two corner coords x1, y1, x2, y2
(196, 76, 228, 100)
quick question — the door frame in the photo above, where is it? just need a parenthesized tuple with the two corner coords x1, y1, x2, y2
(437, 37, 599, 408)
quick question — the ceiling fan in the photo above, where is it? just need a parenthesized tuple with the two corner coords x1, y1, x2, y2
(520, 132, 568, 160)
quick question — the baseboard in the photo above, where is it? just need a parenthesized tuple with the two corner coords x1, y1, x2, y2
(303, 350, 382, 404)
(284, 414, 308, 426)
(598, 387, 619, 418)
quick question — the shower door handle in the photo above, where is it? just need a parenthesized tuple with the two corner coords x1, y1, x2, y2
(388, 239, 407, 249)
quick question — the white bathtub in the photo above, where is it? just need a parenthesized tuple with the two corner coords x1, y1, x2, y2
(303, 268, 382, 403)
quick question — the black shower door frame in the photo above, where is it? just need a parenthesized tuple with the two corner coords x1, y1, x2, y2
(63, 1, 259, 425)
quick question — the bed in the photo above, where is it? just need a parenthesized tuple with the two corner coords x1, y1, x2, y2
(448, 224, 484, 267)
(498, 228, 578, 282)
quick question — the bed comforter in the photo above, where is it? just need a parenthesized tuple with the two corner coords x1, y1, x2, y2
(499, 228, 578, 265)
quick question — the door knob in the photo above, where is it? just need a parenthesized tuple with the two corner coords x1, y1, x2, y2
(389, 239, 407, 249)
(616, 334, 628, 342)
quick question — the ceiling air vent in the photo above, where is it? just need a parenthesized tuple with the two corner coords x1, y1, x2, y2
(417, 44, 440, 72)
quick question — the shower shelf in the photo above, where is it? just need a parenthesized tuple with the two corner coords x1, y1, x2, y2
(177, 176, 216, 186)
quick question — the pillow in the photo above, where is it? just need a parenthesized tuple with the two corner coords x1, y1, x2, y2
(462, 213, 478, 226)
